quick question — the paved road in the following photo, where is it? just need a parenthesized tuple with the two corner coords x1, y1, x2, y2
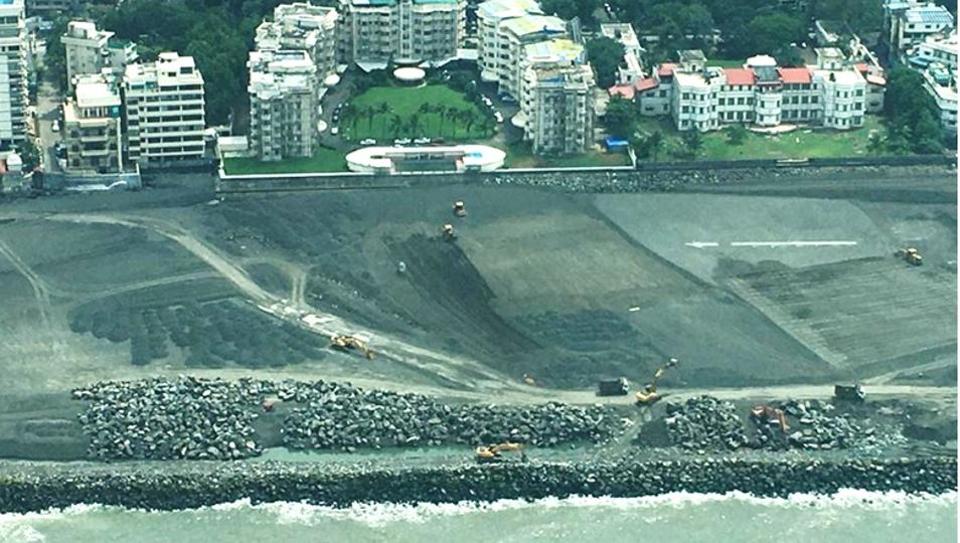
(36, 81, 61, 173)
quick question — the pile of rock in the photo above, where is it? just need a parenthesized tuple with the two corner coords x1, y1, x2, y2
(74, 377, 264, 461)
(664, 396, 747, 451)
(776, 400, 868, 451)
(73, 377, 623, 460)
(281, 382, 619, 450)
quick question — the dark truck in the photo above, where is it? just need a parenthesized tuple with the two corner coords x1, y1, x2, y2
(834, 384, 865, 402)
(597, 377, 629, 396)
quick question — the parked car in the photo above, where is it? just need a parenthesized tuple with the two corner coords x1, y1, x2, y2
(330, 126, 339, 135)
(494, 111, 504, 123)
(413, 137, 431, 144)
(394, 138, 412, 145)
(360, 138, 377, 145)
(51, 120, 60, 132)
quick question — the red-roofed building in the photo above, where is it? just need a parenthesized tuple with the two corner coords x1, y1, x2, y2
(635, 77, 659, 92)
(778, 67, 812, 85)
(723, 68, 756, 86)
(608, 84, 635, 100)
(657, 63, 676, 78)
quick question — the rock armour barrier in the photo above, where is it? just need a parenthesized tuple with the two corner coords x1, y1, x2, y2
(0, 456, 955, 513)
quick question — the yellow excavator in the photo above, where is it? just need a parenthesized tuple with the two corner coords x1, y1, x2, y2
(475, 442, 525, 463)
(750, 404, 790, 433)
(635, 358, 678, 406)
(329, 334, 375, 359)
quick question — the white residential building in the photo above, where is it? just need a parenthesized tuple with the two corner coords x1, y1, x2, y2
(337, 0, 465, 67)
(247, 49, 319, 161)
(908, 30, 958, 70)
(489, 14, 566, 99)
(122, 52, 205, 167)
(62, 73, 122, 173)
(0, 0, 26, 150)
(886, 1, 954, 58)
(520, 62, 594, 154)
(61, 21, 136, 91)
(635, 48, 876, 132)
(921, 63, 957, 135)
(476, 0, 541, 82)
(600, 23, 644, 84)
(256, 3, 338, 78)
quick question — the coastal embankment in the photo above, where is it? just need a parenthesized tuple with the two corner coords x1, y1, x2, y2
(0, 455, 954, 513)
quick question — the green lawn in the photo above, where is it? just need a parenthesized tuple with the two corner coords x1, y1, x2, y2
(343, 84, 492, 141)
(223, 147, 346, 174)
(635, 115, 887, 161)
(502, 142, 631, 169)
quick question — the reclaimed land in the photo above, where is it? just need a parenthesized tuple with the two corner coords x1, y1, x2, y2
(0, 456, 955, 513)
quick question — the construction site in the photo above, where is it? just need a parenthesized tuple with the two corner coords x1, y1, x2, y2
(0, 165, 955, 465)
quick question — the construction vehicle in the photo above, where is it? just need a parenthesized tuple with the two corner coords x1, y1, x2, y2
(329, 334, 375, 359)
(441, 223, 456, 241)
(750, 405, 789, 433)
(597, 377, 629, 396)
(635, 358, 678, 406)
(453, 200, 467, 217)
(475, 442, 525, 463)
(896, 247, 923, 266)
(834, 384, 865, 402)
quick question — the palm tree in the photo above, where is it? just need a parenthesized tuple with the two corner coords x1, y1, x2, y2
(438, 106, 453, 137)
(389, 114, 404, 138)
(377, 103, 392, 138)
(342, 103, 358, 131)
(406, 113, 421, 137)
(363, 106, 376, 133)
(463, 112, 477, 137)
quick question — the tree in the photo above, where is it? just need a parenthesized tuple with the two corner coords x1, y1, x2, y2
(884, 68, 943, 153)
(389, 114, 404, 138)
(541, 0, 598, 23)
(867, 133, 885, 155)
(725, 124, 748, 145)
(585, 37, 626, 89)
(646, 131, 664, 161)
(603, 95, 637, 137)
(342, 103, 358, 131)
(681, 129, 703, 157)
(744, 13, 804, 56)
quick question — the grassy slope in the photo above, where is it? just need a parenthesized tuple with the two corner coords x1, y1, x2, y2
(223, 147, 346, 174)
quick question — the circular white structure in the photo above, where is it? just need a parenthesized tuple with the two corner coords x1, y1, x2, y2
(317, 120, 328, 133)
(323, 74, 341, 87)
(393, 67, 426, 83)
(746, 55, 777, 68)
(347, 144, 505, 174)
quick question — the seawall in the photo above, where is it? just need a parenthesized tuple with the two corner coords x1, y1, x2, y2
(0, 456, 955, 513)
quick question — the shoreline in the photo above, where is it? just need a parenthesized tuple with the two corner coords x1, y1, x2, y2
(1, 456, 955, 513)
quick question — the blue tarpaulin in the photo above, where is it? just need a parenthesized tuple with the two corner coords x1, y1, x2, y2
(605, 137, 629, 150)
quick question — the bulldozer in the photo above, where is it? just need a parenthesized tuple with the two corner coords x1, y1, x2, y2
(475, 442, 525, 464)
(453, 200, 467, 217)
(441, 223, 457, 241)
(750, 405, 789, 433)
(635, 358, 678, 406)
(896, 247, 923, 266)
(329, 334, 375, 359)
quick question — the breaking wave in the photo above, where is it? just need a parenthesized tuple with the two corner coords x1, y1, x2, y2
(3, 489, 955, 529)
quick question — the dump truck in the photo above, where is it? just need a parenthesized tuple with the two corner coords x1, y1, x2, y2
(896, 247, 923, 266)
(834, 384, 865, 402)
(598, 378, 629, 396)
(441, 223, 456, 241)
(475, 442, 525, 464)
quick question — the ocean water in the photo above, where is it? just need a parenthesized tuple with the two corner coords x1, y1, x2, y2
(1, 490, 956, 543)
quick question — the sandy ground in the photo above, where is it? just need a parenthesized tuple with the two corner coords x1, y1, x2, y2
(0, 168, 955, 460)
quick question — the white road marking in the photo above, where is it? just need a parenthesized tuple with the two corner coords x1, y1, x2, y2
(730, 241, 858, 248)
(685, 241, 859, 248)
